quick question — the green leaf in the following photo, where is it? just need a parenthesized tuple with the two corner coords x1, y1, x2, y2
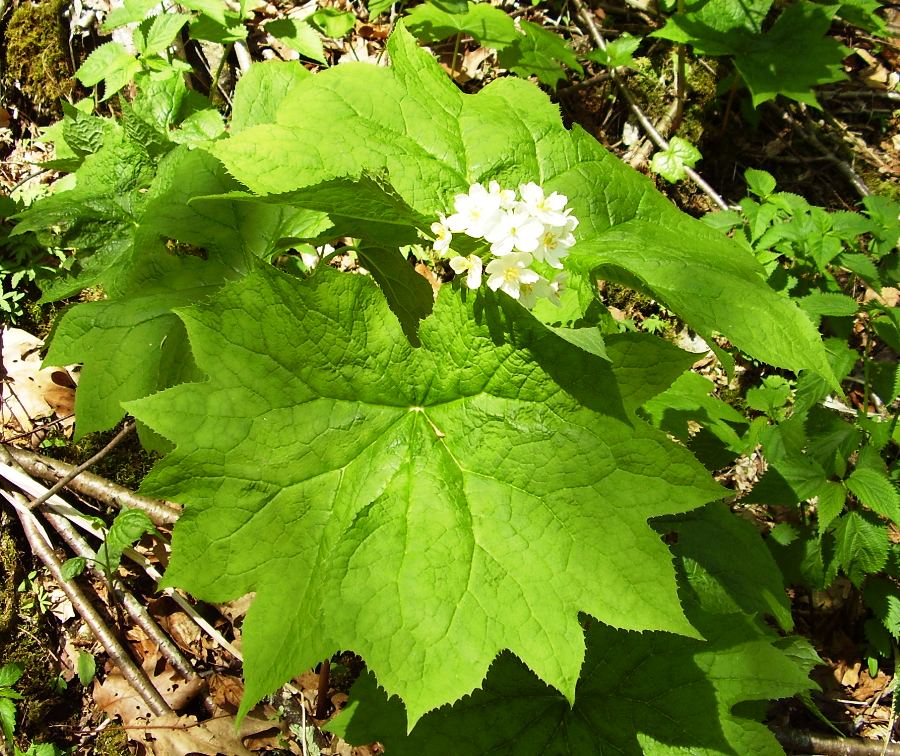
(170, 108, 226, 146)
(128, 265, 722, 724)
(209, 25, 834, 383)
(77, 652, 96, 687)
(367, 0, 394, 20)
(745, 168, 776, 198)
(604, 333, 697, 414)
(653, 0, 848, 107)
(0, 664, 23, 690)
(846, 467, 900, 524)
(266, 19, 327, 64)
(584, 33, 641, 68)
(356, 245, 434, 345)
(797, 292, 859, 323)
(642, 372, 750, 465)
(60, 557, 87, 581)
(179, 0, 229, 25)
(836, 0, 885, 32)
(13, 136, 153, 301)
(231, 60, 310, 135)
(136, 12, 190, 58)
(330, 505, 810, 753)
(75, 42, 142, 99)
(97, 508, 157, 573)
(103, 0, 161, 29)
(404, 2, 519, 49)
(497, 20, 582, 87)
(829, 511, 890, 586)
(310, 8, 356, 38)
(733, 3, 849, 108)
(649, 136, 702, 183)
(44, 253, 230, 437)
(0, 698, 15, 744)
(745, 375, 792, 417)
(864, 578, 900, 640)
(663, 504, 794, 631)
(816, 481, 846, 535)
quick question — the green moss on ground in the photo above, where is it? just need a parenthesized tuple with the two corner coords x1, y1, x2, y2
(3, 0, 75, 118)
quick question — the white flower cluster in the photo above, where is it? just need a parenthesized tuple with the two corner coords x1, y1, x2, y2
(429, 181, 578, 308)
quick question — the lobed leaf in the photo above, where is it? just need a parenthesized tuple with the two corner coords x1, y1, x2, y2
(128, 265, 722, 723)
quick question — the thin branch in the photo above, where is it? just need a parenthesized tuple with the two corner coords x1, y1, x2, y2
(26, 422, 136, 511)
(41, 509, 192, 679)
(2, 445, 180, 525)
(571, 0, 730, 211)
(772, 728, 900, 755)
(1, 489, 173, 718)
(779, 108, 872, 198)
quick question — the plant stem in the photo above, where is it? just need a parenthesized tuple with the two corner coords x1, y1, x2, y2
(451, 32, 462, 78)
(2, 489, 173, 717)
(315, 659, 330, 719)
(210, 43, 234, 105)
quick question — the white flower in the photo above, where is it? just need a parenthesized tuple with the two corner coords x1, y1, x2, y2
(533, 215, 577, 269)
(484, 210, 544, 256)
(430, 214, 453, 257)
(446, 183, 503, 238)
(485, 252, 540, 299)
(488, 180, 517, 209)
(449, 254, 483, 289)
(518, 182, 569, 227)
(519, 271, 568, 308)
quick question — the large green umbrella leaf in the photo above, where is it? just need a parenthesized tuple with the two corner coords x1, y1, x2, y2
(329, 504, 811, 754)
(127, 265, 722, 723)
(207, 24, 833, 384)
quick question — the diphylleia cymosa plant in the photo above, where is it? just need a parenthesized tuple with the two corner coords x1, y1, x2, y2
(14, 20, 841, 755)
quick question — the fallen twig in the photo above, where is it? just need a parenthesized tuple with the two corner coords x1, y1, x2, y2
(2, 444, 180, 525)
(571, 0, 730, 211)
(779, 108, 872, 198)
(772, 727, 900, 755)
(25, 422, 136, 511)
(1, 488, 173, 718)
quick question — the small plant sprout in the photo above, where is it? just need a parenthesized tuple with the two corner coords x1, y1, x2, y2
(434, 181, 579, 307)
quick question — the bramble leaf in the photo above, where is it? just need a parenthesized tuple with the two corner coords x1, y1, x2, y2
(128, 265, 722, 724)
(208, 24, 834, 383)
(76, 41, 142, 99)
(845, 467, 900, 524)
(585, 33, 641, 68)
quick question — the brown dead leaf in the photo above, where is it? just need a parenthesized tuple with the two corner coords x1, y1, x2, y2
(94, 658, 203, 724)
(140, 711, 282, 756)
(1, 327, 77, 436)
(208, 673, 244, 711)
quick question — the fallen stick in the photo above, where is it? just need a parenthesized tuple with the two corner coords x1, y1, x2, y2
(2, 444, 180, 525)
(1, 489, 173, 718)
(571, 0, 730, 211)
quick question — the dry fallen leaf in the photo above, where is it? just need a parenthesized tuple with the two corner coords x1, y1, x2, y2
(1, 327, 77, 437)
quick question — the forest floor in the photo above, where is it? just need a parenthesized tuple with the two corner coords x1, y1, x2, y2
(0, 0, 899, 753)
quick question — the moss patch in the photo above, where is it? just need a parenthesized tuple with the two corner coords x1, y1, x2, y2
(3, 0, 75, 119)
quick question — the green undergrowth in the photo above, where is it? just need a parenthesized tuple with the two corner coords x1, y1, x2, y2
(0, 525, 75, 750)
